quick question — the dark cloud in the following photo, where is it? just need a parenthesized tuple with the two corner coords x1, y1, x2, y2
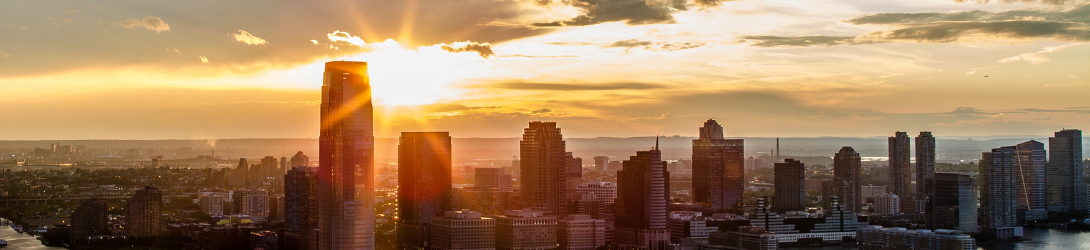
(531, 108, 552, 114)
(440, 42, 495, 58)
(953, 0, 1072, 5)
(423, 104, 496, 113)
(607, 39, 653, 47)
(741, 35, 873, 47)
(491, 82, 666, 91)
(659, 42, 702, 50)
(847, 5, 1090, 25)
(531, 0, 737, 27)
(866, 20, 1090, 42)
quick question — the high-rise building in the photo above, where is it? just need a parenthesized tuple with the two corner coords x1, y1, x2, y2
(834, 147, 862, 213)
(980, 146, 1021, 240)
(398, 132, 454, 250)
(71, 198, 109, 241)
(430, 210, 495, 250)
(888, 132, 912, 212)
(494, 209, 557, 250)
(291, 151, 310, 167)
(250, 162, 264, 187)
(262, 156, 279, 187)
(285, 166, 319, 250)
(476, 167, 512, 192)
(692, 119, 744, 211)
(558, 214, 606, 250)
(230, 158, 248, 187)
(520, 121, 576, 217)
(125, 186, 162, 238)
(929, 173, 976, 233)
(820, 180, 836, 211)
(594, 156, 609, 172)
(1014, 140, 1047, 222)
(1047, 129, 1085, 213)
(234, 188, 270, 221)
(199, 195, 226, 216)
(916, 132, 936, 208)
(773, 159, 805, 213)
(873, 193, 900, 215)
(614, 144, 670, 250)
(319, 61, 375, 250)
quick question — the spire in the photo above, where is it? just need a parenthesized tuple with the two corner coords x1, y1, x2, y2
(655, 135, 660, 150)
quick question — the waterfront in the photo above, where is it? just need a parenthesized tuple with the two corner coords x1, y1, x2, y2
(0, 223, 64, 250)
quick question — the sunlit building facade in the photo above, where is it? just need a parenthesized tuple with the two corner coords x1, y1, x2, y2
(692, 119, 744, 211)
(398, 132, 454, 250)
(319, 61, 375, 249)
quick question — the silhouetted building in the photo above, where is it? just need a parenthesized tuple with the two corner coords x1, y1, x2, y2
(251, 230, 280, 250)
(980, 146, 1021, 240)
(71, 198, 109, 241)
(261, 156, 279, 187)
(692, 119, 745, 211)
(774, 159, 805, 213)
(833, 147, 862, 213)
(520, 121, 576, 217)
(594, 156, 609, 172)
(820, 180, 836, 211)
(614, 143, 670, 250)
(1014, 140, 1047, 222)
(430, 210, 495, 250)
(476, 167, 512, 192)
(1047, 129, 1085, 213)
(929, 173, 976, 233)
(284, 166, 319, 250)
(398, 132, 454, 250)
(126, 186, 162, 238)
(291, 151, 310, 167)
(319, 61, 375, 249)
(888, 132, 912, 213)
(916, 132, 936, 210)
(230, 158, 248, 187)
(495, 209, 557, 250)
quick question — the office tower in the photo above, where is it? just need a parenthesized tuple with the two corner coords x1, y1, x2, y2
(594, 156, 609, 172)
(692, 119, 745, 211)
(567, 153, 584, 201)
(1048, 129, 1085, 213)
(773, 159, 805, 213)
(929, 173, 976, 232)
(888, 132, 912, 212)
(398, 132, 454, 250)
(1014, 140, 1047, 222)
(430, 210, 495, 250)
(833, 147, 862, 213)
(608, 161, 623, 172)
(476, 167, 512, 192)
(916, 132, 936, 207)
(234, 188, 270, 221)
(873, 193, 900, 215)
(261, 156, 279, 186)
(614, 144, 670, 250)
(558, 214, 607, 250)
(291, 151, 310, 167)
(520, 121, 576, 216)
(71, 198, 109, 241)
(980, 146, 1021, 240)
(125, 186, 162, 238)
(575, 182, 616, 220)
(319, 61, 375, 249)
(285, 166, 319, 250)
(495, 209, 557, 250)
(230, 158, 248, 187)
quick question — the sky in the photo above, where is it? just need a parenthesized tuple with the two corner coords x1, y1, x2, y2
(1, 0, 1089, 139)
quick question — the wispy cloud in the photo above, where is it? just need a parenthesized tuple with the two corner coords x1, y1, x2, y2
(199, 56, 209, 63)
(435, 41, 494, 58)
(231, 30, 268, 45)
(997, 44, 1081, 64)
(118, 16, 169, 32)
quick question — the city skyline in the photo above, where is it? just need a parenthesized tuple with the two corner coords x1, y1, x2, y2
(3, 1, 1090, 140)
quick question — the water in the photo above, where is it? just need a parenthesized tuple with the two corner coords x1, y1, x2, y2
(987, 228, 1090, 250)
(0, 224, 65, 250)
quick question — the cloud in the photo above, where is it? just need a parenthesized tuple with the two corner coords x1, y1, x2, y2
(847, 5, 1090, 43)
(0, 50, 12, 59)
(953, 0, 1073, 5)
(997, 44, 1081, 64)
(741, 36, 874, 47)
(607, 39, 653, 47)
(489, 82, 666, 91)
(231, 30, 268, 45)
(118, 16, 170, 32)
(64, 7, 83, 14)
(438, 41, 495, 58)
(532, 0, 679, 27)
(200, 56, 209, 63)
(531, 108, 553, 114)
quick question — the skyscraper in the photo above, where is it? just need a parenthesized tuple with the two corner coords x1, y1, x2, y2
(398, 132, 454, 250)
(774, 159, 805, 213)
(230, 158, 248, 187)
(915, 132, 936, 209)
(475, 167, 512, 192)
(1014, 140, 1047, 222)
(285, 166, 319, 250)
(520, 121, 576, 217)
(614, 143, 670, 250)
(70, 198, 109, 241)
(1047, 129, 1085, 213)
(834, 147, 862, 213)
(929, 173, 976, 233)
(319, 61, 375, 249)
(594, 156, 609, 172)
(261, 156, 278, 186)
(125, 186, 162, 238)
(888, 132, 911, 212)
(692, 119, 744, 211)
(980, 146, 1020, 240)
(291, 151, 310, 167)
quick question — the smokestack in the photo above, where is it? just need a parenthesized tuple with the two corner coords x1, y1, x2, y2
(776, 138, 780, 160)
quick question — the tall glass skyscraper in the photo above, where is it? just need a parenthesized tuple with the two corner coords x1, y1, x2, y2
(319, 61, 375, 250)
(692, 119, 744, 211)
(397, 132, 453, 249)
(888, 131, 911, 212)
(520, 121, 577, 217)
(1047, 129, 1085, 213)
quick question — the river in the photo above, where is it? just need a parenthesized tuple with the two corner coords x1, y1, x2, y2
(0, 224, 65, 250)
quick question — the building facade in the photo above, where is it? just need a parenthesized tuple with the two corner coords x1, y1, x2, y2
(773, 159, 805, 213)
(692, 119, 744, 211)
(1014, 140, 1047, 222)
(318, 61, 376, 249)
(284, 166, 319, 250)
(614, 145, 671, 249)
(494, 210, 557, 250)
(126, 186, 163, 238)
(1047, 129, 1085, 213)
(520, 121, 577, 217)
(398, 132, 454, 250)
(833, 147, 862, 213)
(929, 173, 976, 233)
(71, 198, 109, 241)
(558, 214, 606, 250)
(888, 132, 912, 213)
(430, 210, 496, 250)
(980, 146, 1021, 240)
